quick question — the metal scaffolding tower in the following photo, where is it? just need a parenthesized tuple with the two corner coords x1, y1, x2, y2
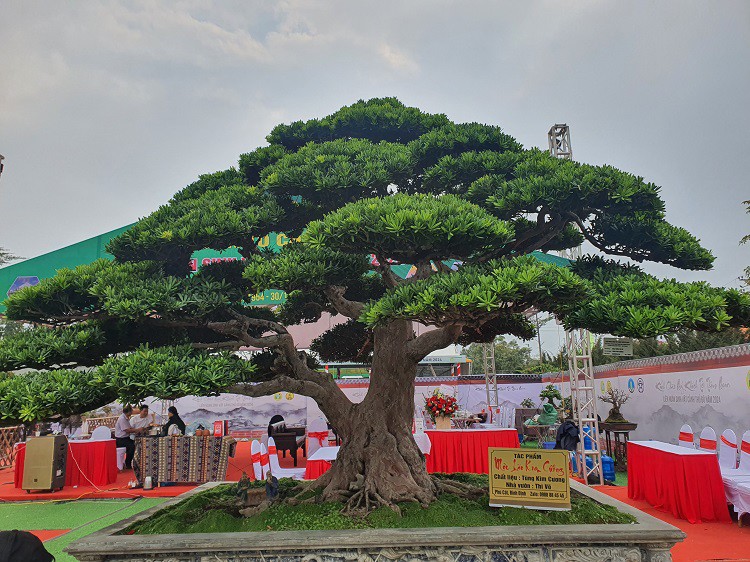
(483, 341, 499, 422)
(548, 124, 603, 484)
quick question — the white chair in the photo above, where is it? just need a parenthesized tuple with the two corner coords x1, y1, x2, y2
(260, 443, 271, 479)
(90, 426, 113, 441)
(678, 424, 695, 448)
(251, 439, 262, 480)
(698, 426, 717, 453)
(116, 447, 127, 471)
(723, 430, 750, 480)
(307, 417, 329, 457)
(719, 429, 738, 473)
(268, 437, 306, 480)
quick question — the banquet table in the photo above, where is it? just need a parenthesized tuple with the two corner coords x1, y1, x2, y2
(303, 433, 433, 480)
(628, 440, 730, 523)
(425, 428, 520, 474)
(304, 445, 340, 479)
(14, 439, 118, 489)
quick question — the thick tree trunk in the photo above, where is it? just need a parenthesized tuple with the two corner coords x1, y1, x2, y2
(317, 320, 438, 510)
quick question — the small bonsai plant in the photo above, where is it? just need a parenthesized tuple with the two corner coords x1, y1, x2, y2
(539, 384, 562, 406)
(599, 387, 630, 423)
(520, 398, 536, 408)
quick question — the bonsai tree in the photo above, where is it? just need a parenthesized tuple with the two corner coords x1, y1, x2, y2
(1, 98, 748, 511)
(599, 387, 630, 423)
(539, 384, 562, 406)
(520, 398, 536, 408)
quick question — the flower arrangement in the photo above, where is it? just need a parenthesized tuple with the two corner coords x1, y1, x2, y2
(425, 390, 458, 421)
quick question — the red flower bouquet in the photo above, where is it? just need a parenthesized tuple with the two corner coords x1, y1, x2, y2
(425, 390, 458, 421)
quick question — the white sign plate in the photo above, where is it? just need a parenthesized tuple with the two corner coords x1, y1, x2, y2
(602, 337, 633, 356)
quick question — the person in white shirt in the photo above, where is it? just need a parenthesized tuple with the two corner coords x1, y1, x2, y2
(130, 404, 153, 439)
(114, 405, 147, 469)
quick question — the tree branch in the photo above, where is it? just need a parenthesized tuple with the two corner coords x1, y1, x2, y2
(407, 324, 464, 362)
(324, 286, 365, 319)
(375, 254, 401, 288)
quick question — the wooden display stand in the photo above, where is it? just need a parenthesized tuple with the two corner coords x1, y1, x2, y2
(599, 422, 637, 471)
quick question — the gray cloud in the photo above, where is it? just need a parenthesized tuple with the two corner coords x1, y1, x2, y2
(1, 0, 748, 294)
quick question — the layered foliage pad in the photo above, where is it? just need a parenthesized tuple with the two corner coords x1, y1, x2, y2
(1, 97, 747, 426)
(303, 194, 514, 262)
(0, 346, 256, 424)
(362, 256, 588, 329)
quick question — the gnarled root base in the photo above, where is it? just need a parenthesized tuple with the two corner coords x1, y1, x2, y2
(315, 428, 438, 515)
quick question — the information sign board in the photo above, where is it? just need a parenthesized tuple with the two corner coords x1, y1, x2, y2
(489, 448, 571, 510)
(602, 337, 634, 356)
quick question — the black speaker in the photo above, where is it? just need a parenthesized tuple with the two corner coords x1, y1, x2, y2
(22, 435, 68, 492)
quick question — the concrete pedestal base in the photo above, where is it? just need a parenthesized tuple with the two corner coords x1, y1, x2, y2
(66, 481, 684, 562)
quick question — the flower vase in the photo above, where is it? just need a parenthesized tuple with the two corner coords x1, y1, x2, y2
(435, 415, 451, 430)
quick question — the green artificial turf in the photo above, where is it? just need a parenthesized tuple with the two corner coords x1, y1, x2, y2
(128, 475, 636, 535)
(0, 498, 166, 562)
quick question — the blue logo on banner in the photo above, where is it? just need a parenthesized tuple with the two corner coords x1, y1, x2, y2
(7, 276, 40, 296)
(628, 378, 636, 393)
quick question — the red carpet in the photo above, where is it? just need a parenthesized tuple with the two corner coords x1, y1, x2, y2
(596, 485, 750, 562)
(29, 529, 69, 542)
(0, 440, 307, 501)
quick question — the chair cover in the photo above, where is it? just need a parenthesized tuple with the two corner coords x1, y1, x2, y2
(260, 443, 271, 479)
(678, 423, 694, 448)
(699, 426, 717, 452)
(90, 426, 112, 441)
(116, 447, 127, 471)
(250, 439, 262, 480)
(722, 430, 750, 486)
(718, 429, 738, 472)
(307, 417, 329, 456)
(268, 437, 306, 480)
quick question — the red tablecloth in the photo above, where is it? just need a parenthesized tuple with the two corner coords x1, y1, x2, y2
(304, 459, 332, 480)
(628, 441, 730, 523)
(14, 439, 118, 489)
(425, 428, 520, 474)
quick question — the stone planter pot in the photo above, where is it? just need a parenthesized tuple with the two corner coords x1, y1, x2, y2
(435, 415, 451, 430)
(66, 480, 685, 562)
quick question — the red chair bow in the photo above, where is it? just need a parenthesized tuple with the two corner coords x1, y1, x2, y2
(720, 435, 737, 448)
(679, 431, 693, 443)
(309, 431, 328, 447)
(741, 441, 750, 455)
(251, 452, 261, 464)
(261, 452, 269, 466)
(268, 445, 277, 455)
(699, 438, 717, 451)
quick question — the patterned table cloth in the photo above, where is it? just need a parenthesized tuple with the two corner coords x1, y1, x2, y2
(134, 435, 235, 485)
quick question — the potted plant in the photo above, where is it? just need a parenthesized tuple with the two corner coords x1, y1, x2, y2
(598, 388, 637, 430)
(537, 384, 562, 447)
(425, 390, 458, 430)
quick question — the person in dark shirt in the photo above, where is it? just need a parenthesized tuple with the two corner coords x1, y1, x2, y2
(161, 406, 186, 436)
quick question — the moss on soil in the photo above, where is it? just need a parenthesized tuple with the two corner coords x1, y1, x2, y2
(125, 474, 636, 535)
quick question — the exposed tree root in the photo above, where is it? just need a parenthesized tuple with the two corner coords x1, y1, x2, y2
(432, 475, 486, 500)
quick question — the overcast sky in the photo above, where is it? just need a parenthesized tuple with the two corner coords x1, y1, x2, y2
(1, 0, 748, 300)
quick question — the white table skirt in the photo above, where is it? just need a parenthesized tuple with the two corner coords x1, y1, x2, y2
(630, 440, 717, 456)
(726, 479, 750, 517)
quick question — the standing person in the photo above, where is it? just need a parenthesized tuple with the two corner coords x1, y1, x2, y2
(115, 405, 145, 469)
(130, 404, 153, 438)
(161, 406, 186, 436)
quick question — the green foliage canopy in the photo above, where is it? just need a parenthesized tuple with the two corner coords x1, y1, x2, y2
(1, 97, 747, 427)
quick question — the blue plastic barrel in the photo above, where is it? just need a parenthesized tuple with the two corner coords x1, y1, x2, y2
(602, 455, 616, 482)
(542, 441, 555, 449)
